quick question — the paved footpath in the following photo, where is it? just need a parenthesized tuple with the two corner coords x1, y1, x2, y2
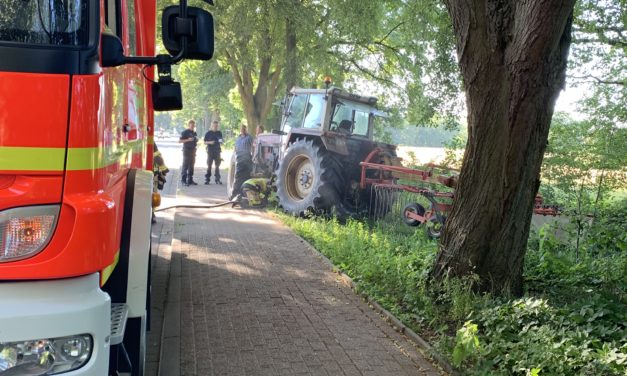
(147, 165, 443, 376)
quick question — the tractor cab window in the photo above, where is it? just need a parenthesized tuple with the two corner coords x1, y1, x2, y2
(303, 94, 324, 129)
(0, 0, 88, 46)
(331, 100, 372, 137)
(283, 94, 307, 133)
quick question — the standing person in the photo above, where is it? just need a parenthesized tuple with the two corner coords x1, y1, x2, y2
(230, 125, 254, 200)
(178, 120, 198, 186)
(203, 120, 223, 184)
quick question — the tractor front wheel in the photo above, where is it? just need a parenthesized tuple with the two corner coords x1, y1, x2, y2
(276, 139, 342, 216)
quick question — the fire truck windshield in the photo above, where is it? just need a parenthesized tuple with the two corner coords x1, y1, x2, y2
(0, 0, 88, 46)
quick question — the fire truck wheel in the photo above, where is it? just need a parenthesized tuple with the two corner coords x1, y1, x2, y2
(403, 203, 425, 226)
(226, 153, 236, 199)
(425, 215, 446, 239)
(124, 315, 146, 376)
(276, 139, 342, 216)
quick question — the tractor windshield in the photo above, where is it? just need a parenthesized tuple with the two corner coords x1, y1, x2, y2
(283, 93, 325, 132)
(0, 0, 88, 46)
(331, 100, 374, 137)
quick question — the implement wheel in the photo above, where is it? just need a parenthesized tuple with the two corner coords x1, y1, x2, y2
(425, 215, 446, 239)
(403, 203, 425, 226)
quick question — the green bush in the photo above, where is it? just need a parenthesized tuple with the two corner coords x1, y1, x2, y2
(279, 213, 627, 375)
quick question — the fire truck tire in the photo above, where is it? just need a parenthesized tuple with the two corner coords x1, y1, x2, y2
(276, 139, 342, 216)
(226, 153, 236, 199)
(426, 215, 446, 239)
(125, 315, 147, 376)
(403, 203, 425, 226)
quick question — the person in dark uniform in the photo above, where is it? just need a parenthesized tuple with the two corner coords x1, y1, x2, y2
(203, 120, 223, 184)
(178, 120, 198, 186)
(230, 125, 254, 200)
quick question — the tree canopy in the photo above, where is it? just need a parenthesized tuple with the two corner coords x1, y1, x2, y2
(161, 0, 462, 133)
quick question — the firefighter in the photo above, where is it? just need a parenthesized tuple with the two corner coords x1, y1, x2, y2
(179, 119, 199, 186)
(240, 177, 273, 208)
(152, 144, 169, 223)
(203, 120, 223, 184)
(153, 144, 169, 190)
(230, 125, 254, 200)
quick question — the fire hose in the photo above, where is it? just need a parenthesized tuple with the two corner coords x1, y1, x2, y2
(154, 200, 239, 212)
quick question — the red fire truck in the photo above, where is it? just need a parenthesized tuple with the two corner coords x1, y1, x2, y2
(0, 0, 213, 374)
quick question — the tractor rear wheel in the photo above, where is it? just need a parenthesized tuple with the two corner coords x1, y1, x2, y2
(276, 139, 342, 216)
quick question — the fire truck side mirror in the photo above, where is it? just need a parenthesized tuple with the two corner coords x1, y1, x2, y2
(162, 6, 214, 61)
(101, 32, 125, 67)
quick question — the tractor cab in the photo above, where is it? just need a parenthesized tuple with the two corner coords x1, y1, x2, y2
(280, 87, 387, 142)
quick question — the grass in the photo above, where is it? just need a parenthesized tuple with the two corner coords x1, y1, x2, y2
(277, 209, 627, 376)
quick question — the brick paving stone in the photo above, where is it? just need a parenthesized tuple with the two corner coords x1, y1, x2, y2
(151, 164, 445, 376)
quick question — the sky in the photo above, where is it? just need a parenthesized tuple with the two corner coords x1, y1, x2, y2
(555, 83, 588, 119)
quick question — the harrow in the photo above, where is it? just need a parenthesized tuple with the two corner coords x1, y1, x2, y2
(360, 148, 559, 239)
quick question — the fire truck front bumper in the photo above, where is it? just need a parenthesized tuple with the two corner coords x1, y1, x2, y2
(0, 273, 110, 375)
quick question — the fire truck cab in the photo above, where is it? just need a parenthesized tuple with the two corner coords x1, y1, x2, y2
(0, 1, 213, 375)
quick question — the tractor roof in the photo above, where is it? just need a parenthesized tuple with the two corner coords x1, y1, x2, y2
(289, 86, 378, 106)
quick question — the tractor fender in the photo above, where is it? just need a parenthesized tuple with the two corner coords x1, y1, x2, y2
(320, 133, 349, 155)
(286, 130, 349, 156)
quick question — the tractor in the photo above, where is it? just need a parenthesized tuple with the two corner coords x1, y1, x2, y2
(227, 86, 400, 217)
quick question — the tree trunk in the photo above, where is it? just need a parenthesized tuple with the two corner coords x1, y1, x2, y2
(432, 1, 576, 295)
(225, 52, 282, 137)
(284, 15, 299, 91)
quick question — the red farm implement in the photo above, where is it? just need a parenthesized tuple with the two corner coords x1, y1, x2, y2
(360, 148, 559, 239)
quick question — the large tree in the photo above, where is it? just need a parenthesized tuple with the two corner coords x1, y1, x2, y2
(432, 1, 577, 295)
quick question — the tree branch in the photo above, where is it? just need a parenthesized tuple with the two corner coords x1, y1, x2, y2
(569, 74, 626, 86)
(377, 21, 405, 44)
(344, 57, 397, 87)
(572, 37, 627, 47)
(225, 50, 244, 91)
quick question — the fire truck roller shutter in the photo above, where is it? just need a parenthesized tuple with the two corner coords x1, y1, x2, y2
(102, 169, 152, 376)
(124, 169, 153, 319)
(102, 169, 152, 316)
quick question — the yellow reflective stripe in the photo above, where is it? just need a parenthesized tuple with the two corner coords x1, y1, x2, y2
(100, 250, 120, 286)
(147, 136, 154, 145)
(66, 147, 126, 170)
(66, 142, 141, 170)
(0, 143, 144, 172)
(130, 139, 145, 153)
(65, 147, 107, 170)
(0, 146, 65, 171)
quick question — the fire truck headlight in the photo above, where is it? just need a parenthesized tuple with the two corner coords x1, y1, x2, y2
(0, 205, 59, 262)
(0, 334, 92, 375)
